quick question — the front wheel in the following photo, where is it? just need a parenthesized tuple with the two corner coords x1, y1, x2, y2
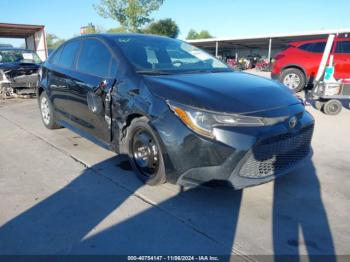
(280, 68, 306, 93)
(125, 117, 166, 186)
(39, 91, 61, 129)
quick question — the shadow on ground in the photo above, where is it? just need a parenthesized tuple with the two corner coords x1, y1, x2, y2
(0, 155, 336, 260)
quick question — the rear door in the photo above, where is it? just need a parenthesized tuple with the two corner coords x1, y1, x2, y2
(48, 40, 81, 122)
(298, 42, 326, 80)
(70, 38, 118, 143)
(334, 40, 350, 79)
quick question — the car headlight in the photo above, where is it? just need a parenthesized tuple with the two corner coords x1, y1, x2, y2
(168, 101, 267, 139)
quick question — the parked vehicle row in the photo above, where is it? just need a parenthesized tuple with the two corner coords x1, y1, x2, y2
(38, 34, 314, 189)
(226, 55, 268, 71)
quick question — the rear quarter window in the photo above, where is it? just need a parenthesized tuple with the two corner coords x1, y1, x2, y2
(57, 40, 80, 69)
(298, 42, 326, 53)
(298, 43, 312, 51)
(50, 46, 63, 65)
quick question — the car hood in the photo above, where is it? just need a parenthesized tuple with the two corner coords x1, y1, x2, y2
(144, 71, 300, 114)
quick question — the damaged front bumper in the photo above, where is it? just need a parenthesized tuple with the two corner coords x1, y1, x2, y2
(153, 104, 314, 189)
(0, 69, 39, 97)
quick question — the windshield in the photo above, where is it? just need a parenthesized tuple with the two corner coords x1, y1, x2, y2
(114, 36, 230, 74)
(0, 49, 42, 64)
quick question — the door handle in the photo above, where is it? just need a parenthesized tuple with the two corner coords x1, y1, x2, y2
(50, 84, 58, 88)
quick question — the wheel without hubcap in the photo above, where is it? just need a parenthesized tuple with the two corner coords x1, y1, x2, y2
(124, 117, 166, 186)
(132, 129, 160, 177)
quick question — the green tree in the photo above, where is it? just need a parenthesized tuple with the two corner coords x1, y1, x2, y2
(186, 29, 213, 40)
(186, 29, 198, 40)
(107, 26, 127, 33)
(46, 33, 65, 49)
(94, 0, 164, 32)
(197, 30, 213, 39)
(143, 18, 179, 38)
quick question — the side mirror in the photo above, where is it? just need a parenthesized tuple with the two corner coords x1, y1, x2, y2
(94, 80, 108, 96)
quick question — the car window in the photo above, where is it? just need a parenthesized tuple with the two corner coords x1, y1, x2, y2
(114, 36, 229, 73)
(77, 39, 112, 78)
(109, 58, 118, 77)
(51, 46, 63, 65)
(309, 42, 326, 53)
(298, 43, 312, 51)
(58, 41, 80, 69)
(298, 42, 326, 53)
(335, 41, 350, 53)
(0, 49, 41, 64)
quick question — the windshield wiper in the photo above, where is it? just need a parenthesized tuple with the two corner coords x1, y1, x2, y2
(136, 70, 172, 75)
(181, 68, 232, 74)
(20, 62, 37, 65)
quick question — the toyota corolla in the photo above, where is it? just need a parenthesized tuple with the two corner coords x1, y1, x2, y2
(38, 34, 314, 189)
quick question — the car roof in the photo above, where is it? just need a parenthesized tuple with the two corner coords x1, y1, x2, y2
(68, 33, 174, 43)
(289, 37, 350, 47)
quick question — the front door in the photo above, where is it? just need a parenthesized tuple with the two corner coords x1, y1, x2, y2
(69, 38, 118, 143)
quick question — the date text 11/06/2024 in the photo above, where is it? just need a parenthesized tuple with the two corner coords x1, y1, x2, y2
(127, 256, 220, 261)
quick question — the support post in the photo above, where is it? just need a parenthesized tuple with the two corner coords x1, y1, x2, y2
(268, 38, 272, 62)
(215, 41, 219, 58)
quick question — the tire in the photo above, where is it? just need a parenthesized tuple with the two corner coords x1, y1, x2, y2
(39, 91, 61, 129)
(322, 99, 342, 115)
(124, 117, 166, 186)
(280, 68, 306, 93)
(314, 100, 325, 111)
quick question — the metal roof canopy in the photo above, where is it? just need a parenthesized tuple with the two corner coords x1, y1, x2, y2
(0, 23, 44, 38)
(187, 29, 350, 60)
(0, 23, 48, 61)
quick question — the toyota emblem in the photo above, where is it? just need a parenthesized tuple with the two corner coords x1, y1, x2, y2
(289, 116, 297, 128)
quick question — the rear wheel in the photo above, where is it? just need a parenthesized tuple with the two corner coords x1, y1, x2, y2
(280, 68, 306, 93)
(322, 99, 342, 115)
(39, 91, 61, 129)
(125, 117, 166, 186)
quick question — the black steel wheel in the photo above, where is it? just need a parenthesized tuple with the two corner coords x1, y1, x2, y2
(125, 117, 166, 186)
(323, 99, 342, 115)
(132, 129, 160, 177)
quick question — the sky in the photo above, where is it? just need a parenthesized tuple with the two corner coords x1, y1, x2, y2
(1, 0, 350, 46)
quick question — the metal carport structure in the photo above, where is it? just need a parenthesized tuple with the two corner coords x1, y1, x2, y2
(187, 29, 350, 61)
(0, 23, 48, 61)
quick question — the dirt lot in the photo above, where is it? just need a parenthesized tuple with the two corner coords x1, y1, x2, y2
(0, 87, 349, 259)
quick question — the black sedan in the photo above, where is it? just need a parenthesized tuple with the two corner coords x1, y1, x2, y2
(37, 34, 314, 189)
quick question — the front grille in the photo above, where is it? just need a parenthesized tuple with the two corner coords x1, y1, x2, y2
(239, 125, 314, 178)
